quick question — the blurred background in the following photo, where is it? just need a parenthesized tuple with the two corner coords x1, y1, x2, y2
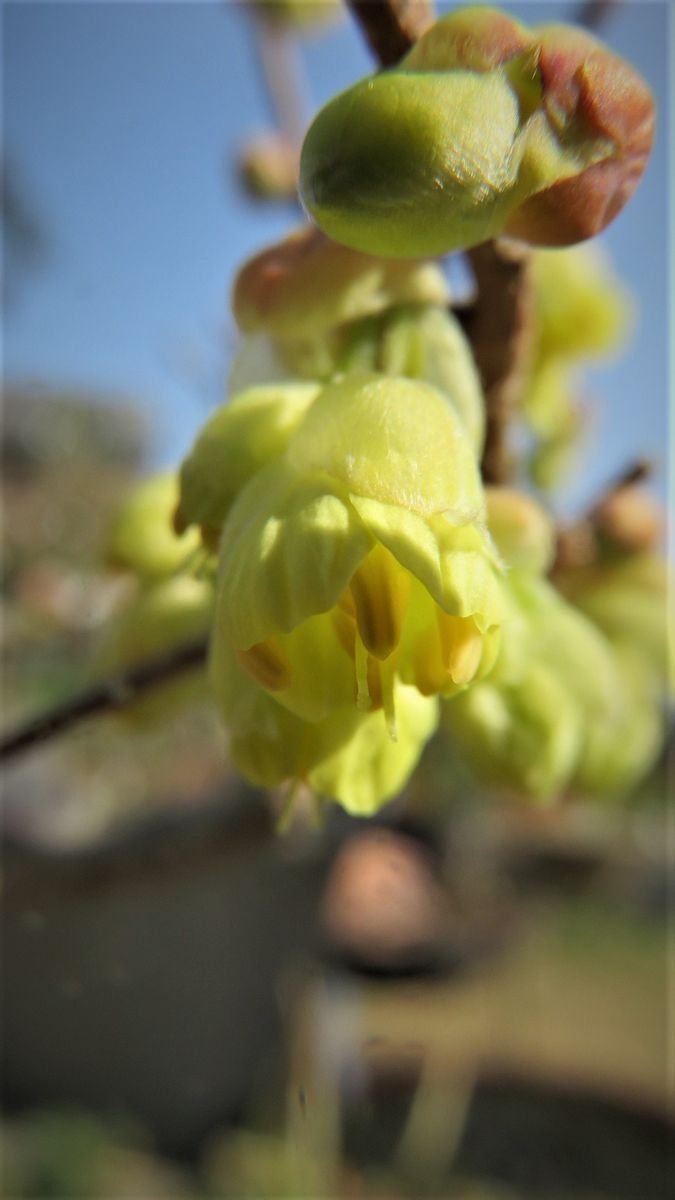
(1, 2, 671, 1197)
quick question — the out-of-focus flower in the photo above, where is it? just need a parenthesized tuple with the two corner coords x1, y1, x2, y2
(106, 473, 201, 580)
(444, 490, 662, 801)
(484, 486, 555, 574)
(232, 226, 448, 342)
(175, 382, 319, 548)
(530, 244, 631, 364)
(250, 0, 341, 33)
(300, 6, 654, 256)
(93, 574, 214, 728)
(230, 229, 485, 451)
(522, 244, 630, 491)
(238, 135, 300, 202)
(554, 549, 671, 692)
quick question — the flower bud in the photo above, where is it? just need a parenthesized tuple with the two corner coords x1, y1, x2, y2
(232, 227, 448, 341)
(106, 473, 201, 580)
(211, 631, 438, 816)
(593, 486, 663, 553)
(238, 135, 299, 202)
(485, 487, 555, 574)
(251, 0, 341, 32)
(445, 663, 581, 801)
(444, 570, 662, 800)
(300, 6, 654, 256)
(554, 551, 671, 689)
(176, 382, 319, 545)
(93, 575, 214, 728)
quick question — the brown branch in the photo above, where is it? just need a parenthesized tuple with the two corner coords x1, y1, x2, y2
(346, 0, 434, 67)
(0, 638, 208, 763)
(463, 242, 535, 485)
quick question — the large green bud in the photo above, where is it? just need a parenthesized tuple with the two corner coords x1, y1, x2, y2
(300, 6, 654, 256)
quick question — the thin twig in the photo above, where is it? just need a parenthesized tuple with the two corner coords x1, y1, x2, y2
(346, 0, 434, 67)
(254, 15, 309, 144)
(0, 638, 208, 762)
(464, 242, 535, 486)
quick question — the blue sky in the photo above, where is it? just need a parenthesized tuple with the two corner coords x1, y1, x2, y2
(3, 1, 669, 513)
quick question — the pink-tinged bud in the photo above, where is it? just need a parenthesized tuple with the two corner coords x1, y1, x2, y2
(593, 486, 664, 552)
(504, 25, 655, 245)
(232, 226, 448, 339)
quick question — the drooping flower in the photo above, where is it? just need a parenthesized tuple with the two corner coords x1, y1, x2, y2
(210, 631, 439, 817)
(443, 489, 662, 799)
(212, 373, 504, 739)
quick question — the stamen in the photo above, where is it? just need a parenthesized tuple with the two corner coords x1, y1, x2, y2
(238, 638, 291, 691)
(438, 614, 483, 685)
(354, 631, 371, 711)
(379, 657, 398, 742)
(349, 545, 409, 661)
(276, 778, 301, 834)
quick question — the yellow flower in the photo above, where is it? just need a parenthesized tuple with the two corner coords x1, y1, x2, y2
(213, 373, 503, 736)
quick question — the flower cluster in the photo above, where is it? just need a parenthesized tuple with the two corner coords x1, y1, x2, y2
(94, 5, 666, 822)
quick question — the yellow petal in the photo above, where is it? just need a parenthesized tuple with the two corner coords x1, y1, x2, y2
(217, 459, 372, 650)
(287, 372, 484, 520)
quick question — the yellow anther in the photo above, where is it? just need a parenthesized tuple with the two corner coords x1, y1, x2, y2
(238, 638, 291, 691)
(437, 613, 483, 685)
(349, 544, 410, 661)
